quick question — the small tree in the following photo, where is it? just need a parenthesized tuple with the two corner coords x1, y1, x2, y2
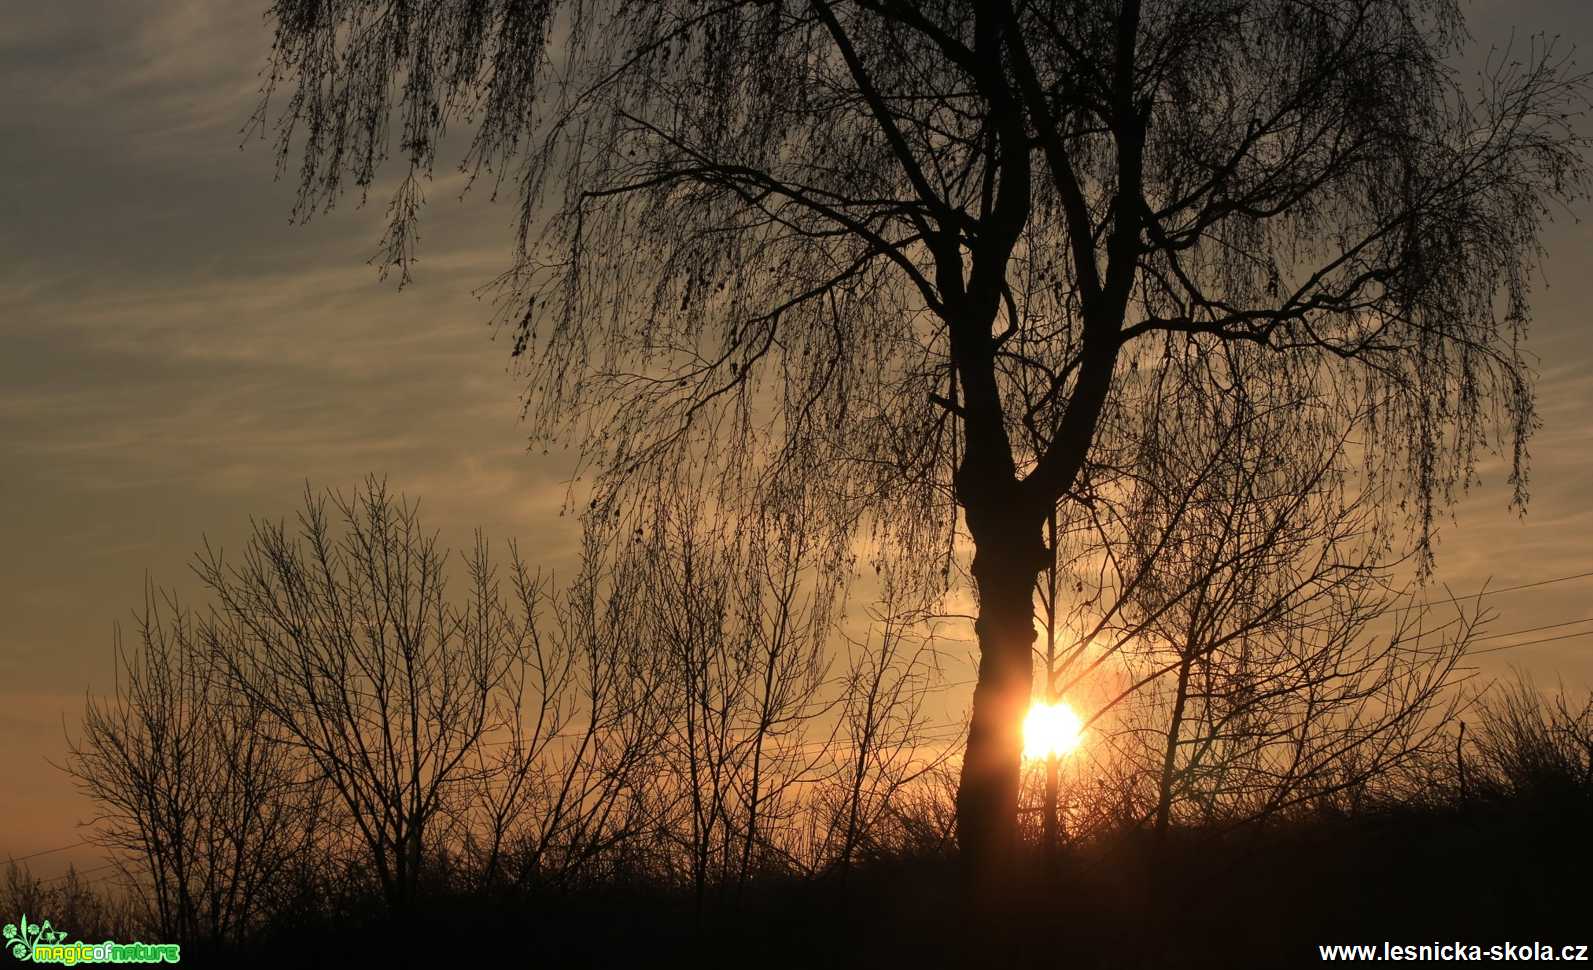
(196, 478, 532, 915)
(627, 487, 837, 906)
(826, 593, 947, 877)
(1019, 362, 1487, 837)
(1107, 394, 1478, 835)
(65, 585, 320, 948)
(445, 528, 674, 893)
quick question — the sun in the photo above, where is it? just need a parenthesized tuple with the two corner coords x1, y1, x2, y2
(1023, 700, 1084, 760)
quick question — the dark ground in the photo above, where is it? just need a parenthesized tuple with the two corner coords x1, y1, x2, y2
(220, 792, 1590, 969)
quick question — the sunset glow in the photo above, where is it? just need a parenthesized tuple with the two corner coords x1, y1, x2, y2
(1022, 700, 1084, 760)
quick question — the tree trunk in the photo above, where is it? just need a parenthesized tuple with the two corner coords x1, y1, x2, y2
(1041, 506, 1061, 856)
(957, 521, 1047, 882)
(1043, 753, 1060, 855)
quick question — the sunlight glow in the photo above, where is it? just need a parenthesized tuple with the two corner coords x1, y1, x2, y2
(1023, 701, 1084, 760)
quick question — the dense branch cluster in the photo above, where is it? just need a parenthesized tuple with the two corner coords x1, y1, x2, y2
(259, 0, 1587, 574)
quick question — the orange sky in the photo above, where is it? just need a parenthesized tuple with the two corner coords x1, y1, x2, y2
(4, 0, 1592, 877)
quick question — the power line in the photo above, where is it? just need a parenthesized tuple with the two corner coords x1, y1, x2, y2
(1471, 568, 1593, 599)
(1470, 627, 1593, 656)
(39, 862, 119, 886)
(1388, 568, 1593, 617)
(1470, 615, 1593, 643)
(926, 569, 1593, 669)
(5, 839, 91, 863)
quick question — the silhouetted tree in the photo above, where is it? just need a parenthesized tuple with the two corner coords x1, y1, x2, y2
(1024, 373, 1486, 836)
(465, 527, 676, 892)
(195, 479, 533, 915)
(255, 0, 1590, 875)
(1105, 387, 1422, 832)
(825, 586, 948, 877)
(623, 487, 838, 906)
(64, 586, 323, 948)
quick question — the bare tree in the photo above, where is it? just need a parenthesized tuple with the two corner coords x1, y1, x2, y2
(196, 478, 531, 915)
(491, 525, 684, 891)
(622, 487, 837, 908)
(1130, 574, 1481, 835)
(1030, 376, 1486, 836)
(729, 500, 840, 889)
(255, 0, 1591, 872)
(1032, 506, 1070, 855)
(63, 585, 321, 948)
(424, 531, 664, 893)
(824, 593, 949, 877)
(443, 545, 571, 891)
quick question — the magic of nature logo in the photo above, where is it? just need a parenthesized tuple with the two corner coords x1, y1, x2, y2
(3, 916, 179, 965)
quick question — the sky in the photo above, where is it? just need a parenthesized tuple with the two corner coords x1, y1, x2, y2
(3, 0, 1592, 874)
